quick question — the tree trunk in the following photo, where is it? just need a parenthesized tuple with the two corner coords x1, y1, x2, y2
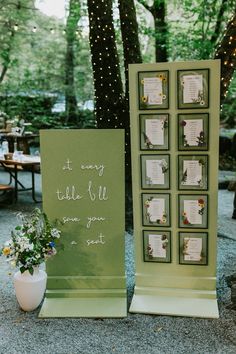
(152, 0, 168, 62)
(118, 0, 142, 98)
(215, 13, 236, 102)
(118, 0, 143, 229)
(0, 29, 15, 84)
(65, 0, 80, 124)
(87, 0, 133, 229)
(87, 0, 124, 128)
(137, 0, 168, 62)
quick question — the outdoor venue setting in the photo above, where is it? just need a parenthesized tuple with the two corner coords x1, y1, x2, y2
(0, 1, 236, 353)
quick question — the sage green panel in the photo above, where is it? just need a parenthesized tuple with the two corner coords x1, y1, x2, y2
(47, 275, 126, 289)
(39, 298, 127, 318)
(39, 129, 126, 317)
(129, 60, 220, 318)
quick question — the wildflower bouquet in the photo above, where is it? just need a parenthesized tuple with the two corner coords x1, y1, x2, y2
(1, 208, 61, 275)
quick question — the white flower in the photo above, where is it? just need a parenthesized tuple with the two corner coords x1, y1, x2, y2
(27, 226, 35, 234)
(51, 228, 61, 238)
(28, 243, 34, 251)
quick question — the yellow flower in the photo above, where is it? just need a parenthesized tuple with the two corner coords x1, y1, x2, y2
(162, 216, 167, 224)
(142, 96, 147, 103)
(3, 247, 11, 256)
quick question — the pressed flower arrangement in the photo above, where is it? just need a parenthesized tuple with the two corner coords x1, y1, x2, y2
(1, 208, 61, 275)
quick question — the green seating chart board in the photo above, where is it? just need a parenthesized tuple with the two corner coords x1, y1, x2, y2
(39, 130, 126, 318)
(129, 60, 220, 318)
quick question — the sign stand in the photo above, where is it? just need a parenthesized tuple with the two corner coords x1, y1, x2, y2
(39, 130, 126, 318)
(129, 60, 220, 318)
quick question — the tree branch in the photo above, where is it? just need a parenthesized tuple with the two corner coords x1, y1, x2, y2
(136, 0, 152, 13)
(211, 0, 228, 45)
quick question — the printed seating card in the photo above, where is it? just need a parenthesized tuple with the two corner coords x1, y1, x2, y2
(146, 160, 165, 185)
(182, 160, 202, 186)
(39, 129, 126, 318)
(144, 77, 163, 105)
(145, 119, 164, 145)
(149, 234, 167, 258)
(184, 119, 203, 146)
(182, 74, 203, 104)
(148, 198, 165, 222)
(184, 200, 202, 225)
(183, 237, 202, 261)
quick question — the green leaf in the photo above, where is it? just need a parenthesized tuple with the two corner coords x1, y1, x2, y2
(29, 267, 34, 275)
(20, 266, 25, 274)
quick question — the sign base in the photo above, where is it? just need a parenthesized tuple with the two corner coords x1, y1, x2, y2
(39, 296, 127, 318)
(129, 293, 219, 318)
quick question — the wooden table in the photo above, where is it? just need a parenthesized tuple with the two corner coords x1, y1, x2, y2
(0, 155, 41, 202)
(0, 134, 39, 154)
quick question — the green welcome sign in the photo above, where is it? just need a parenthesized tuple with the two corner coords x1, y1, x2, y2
(39, 129, 126, 317)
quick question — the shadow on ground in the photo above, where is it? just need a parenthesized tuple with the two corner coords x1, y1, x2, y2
(0, 170, 236, 354)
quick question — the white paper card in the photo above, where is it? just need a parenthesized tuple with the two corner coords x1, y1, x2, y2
(145, 119, 164, 145)
(184, 119, 203, 146)
(146, 160, 164, 185)
(184, 237, 202, 261)
(148, 198, 165, 222)
(144, 77, 163, 105)
(182, 74, 203, 104)
(148, 234, 166, 258)
(184, 200, 202, 225)
(182, 160, 202, 186)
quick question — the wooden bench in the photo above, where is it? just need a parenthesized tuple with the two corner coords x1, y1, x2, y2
(0, 184, 13, 191)
(0, 184, 14, 204)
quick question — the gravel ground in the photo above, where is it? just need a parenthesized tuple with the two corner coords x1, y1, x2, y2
(0, 171, 236, 354)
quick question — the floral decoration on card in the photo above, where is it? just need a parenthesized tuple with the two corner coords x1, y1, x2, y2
(139, 72, 168, 108)
(182, 238, 203, 261)
(182, 198, 205, 225)
(144, 197, 167, 224)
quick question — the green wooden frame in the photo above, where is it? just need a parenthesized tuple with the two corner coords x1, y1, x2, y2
(178, 155, 208, 190)
(142, 193, 171, 227)
(178, 113, 209, 151)
(138, 71, 169, 110)
(177, 69, 209, 109)
(141, 154, 170, 189)
(178, 194, 208, 229)
(140, 114, 169, 150)
(179, 232, 208, 265)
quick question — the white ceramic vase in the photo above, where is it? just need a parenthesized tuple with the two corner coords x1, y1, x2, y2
(13, 267, 47, 311)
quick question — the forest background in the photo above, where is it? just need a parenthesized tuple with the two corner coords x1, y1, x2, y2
(0, 0, 235, 170)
